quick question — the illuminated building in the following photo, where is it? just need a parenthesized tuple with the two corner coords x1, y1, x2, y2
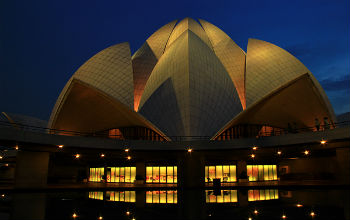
(0, 18, 348, 189)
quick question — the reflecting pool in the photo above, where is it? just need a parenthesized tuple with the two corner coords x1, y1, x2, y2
(0, 188, 349, 220)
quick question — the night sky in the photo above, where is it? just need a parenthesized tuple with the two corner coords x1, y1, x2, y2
(0, 0, 349, 121)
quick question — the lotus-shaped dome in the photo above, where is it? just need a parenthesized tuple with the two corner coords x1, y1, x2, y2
(49, 18, 336, 141)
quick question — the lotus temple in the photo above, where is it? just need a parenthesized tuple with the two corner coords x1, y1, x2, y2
(0, 18, 349, 190)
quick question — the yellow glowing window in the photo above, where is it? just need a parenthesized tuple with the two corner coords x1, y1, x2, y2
(125, 167, 131, 182)
(89, 168, 104, 182)
(88, 191, 103, 200)
(130, 191, 136, 202)
(131, 167, 136, 183)
(247, 165, 278, 181)
(174, 167, 177, 183)
(125, 191, 130, 202)
(160, 190, 167, 203)
(167, 191, 174, 203)
(106, 167, 136, 183)
(153, 167, 159, 183)
(259, 165, 264, 180)
(146, 167, 152, 183)
(146, 166, 177, 183)
(160, 167, 166, 183)
(105, 191, 135, 203)
(248, 189, 279, 201)
(205, 190, 238, 203)
(146, 190, 177, 204)
(167, 166, 174, 183)
(230, 165, 236, 182)
(120, 191, 125, 201)
(205, 165, 236, 182)
(120, 167, 125, 182)
(153, 191, 159, 203)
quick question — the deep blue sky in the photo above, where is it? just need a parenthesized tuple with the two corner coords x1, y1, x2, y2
(0, 0, 349, 121)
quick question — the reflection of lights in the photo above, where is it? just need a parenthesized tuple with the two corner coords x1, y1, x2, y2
(252, 146, 257, 150)
(208, 214, 212, 217)
(1, 194, 5, 197)
(4, 164, 9, 167)
(277, 151, 282, 155)
(310, 212, 315, 217)
(251, 154, 255, 158)
(0, 156, 3, 159)
(127, 156, 131, 160)
(282, 214, 287, 219)
(296, 204, 303, 207)
(187, 148, 192, 153)
(75, 154, 80, 159)
(304, 150, 309, 155)
(58, 145, 64, 149)
(126, 211, 130, 216)
(125, 149, 129, 152)
(100, 153, 105, 158)
(15, 145, 19, 150)
(98, 216, 103, 220)
(132, 218, 136, 220)
(72, 213, 78, 218)
(321, 140, 327, 145)
(254, 210, 258, 214)
(248, 218, 252, 220)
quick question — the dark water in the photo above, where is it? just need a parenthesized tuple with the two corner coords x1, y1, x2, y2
(0, 188, 349, 220)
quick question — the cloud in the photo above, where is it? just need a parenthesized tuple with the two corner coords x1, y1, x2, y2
(319, 74, 350, 91)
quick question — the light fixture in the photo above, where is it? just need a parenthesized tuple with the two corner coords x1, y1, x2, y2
(127, 156, 131, 160)
(304, 150, 309, 155)
(282, 214, 287, 219)
(75, 154, 80, 159)
(310, 211, 315, 217)
(1, 194, 5, 197)
(251, 154, 255, 158)
(248, 218, 252, 220)
(132, 218, 136, 220)
(296, 204, 303, 207)
(253, 210, 258, 214)
(58, 145, 64, 149)
(320, 139, 327, 145)
(0, 156, 3, 160)
(126, 211, 130, 216)
(100, 153, 105, 158)
(187, 148, 192, 153)
(252, 146, 257, 150)
(98, 216, 103, 220)
(125, 149, 129, 152)
(15, 145, 19, 150)
(277, 150, 282, 155)
(72, 213, 78, 218)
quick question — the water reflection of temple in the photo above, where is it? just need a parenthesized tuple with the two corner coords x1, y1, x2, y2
(206, 190, 238, 203)
(87, 189, 279, 204)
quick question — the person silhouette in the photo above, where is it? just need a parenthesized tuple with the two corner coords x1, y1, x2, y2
(323, 117, 330, 130)
(315, 118, 320, 131)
